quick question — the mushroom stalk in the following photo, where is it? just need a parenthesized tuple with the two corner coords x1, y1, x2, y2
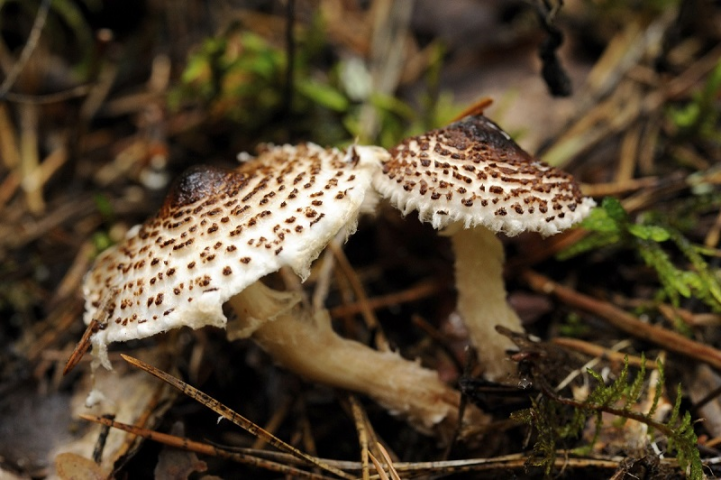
(449, 225, 522, 382)
(227, 282, 486, 439)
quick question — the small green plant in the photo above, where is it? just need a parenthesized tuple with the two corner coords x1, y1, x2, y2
(559, 198, 721, 322)
(171, 22, 462, 149)
(667, 59, 721, 142)
(512, 356, 703, 478)
(558, 312, 590, 337)
(169, 27, 352, 145)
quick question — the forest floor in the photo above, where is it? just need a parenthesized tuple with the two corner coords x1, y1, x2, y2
(1, 1, 721, 479)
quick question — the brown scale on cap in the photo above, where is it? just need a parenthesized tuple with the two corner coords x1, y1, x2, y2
(83, 143, 379, 367)
(374, 115, 595, 236)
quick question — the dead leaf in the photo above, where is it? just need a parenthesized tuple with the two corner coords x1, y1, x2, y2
(54, 452, 107, 480)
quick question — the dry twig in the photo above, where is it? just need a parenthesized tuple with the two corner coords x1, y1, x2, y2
(523, 270, 721, 371)
(80, 415, 336, 479)
(121, 354, 354, 479)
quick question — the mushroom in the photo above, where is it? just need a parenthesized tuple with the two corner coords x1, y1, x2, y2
(372, 114, 595, 382)
(82, 142, 484, 438)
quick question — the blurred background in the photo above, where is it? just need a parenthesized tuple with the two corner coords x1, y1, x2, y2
(1, 0, 720, 478)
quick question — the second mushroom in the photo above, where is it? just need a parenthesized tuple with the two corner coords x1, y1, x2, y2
(373, 114, 596, 382)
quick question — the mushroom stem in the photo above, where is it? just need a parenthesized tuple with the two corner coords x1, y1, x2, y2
(449, 225, 523, 382)
(226, 282, 301, 341)
(227, 282, 487, 440)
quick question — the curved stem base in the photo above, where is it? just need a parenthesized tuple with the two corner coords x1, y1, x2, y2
(228, 282, 488, 441)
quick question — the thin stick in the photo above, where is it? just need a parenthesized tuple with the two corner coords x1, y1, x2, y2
(615, 119, 641, 182)
(114, 365, 174, 462)
(704, 207, 721, 248)
(0, 0, 53, 98)
(551, 337, 658, 370)
(296, 397, 319, 464)
(0, 168, 20, 209)
(522, 270, 721, 371)
(251, 395, 293, 450)
(19, 103, 43, 213)
(120, 354, 353, 480)
(348, 395, 370, 480)
(176, 444, 631, 475)
(281, 0, 296, 122)
(0, 103, 20, 169)
(333, 259, 358, 334)
(91, 414, 114, 463)
(2, 195, 95, 248)
(63, 284, 125, 375)
(50, 240, 95, 306)
(507, 228, 588, 270)
(3, 84, 93, 104)
(79, 415, 335, 480)
(412, 314, 464, 374)
(329, 280, 443, 319)
(312, 244, 337, 312)
(36, 145, 68, 189)
(62, 319, 100, 375)
(375, 443, 401, 480)
(443, 345, 473, 461)
(580, 176, 659, 197)
(553, 339, 635, 393)
(368, 451, 389, 480)
(357, 0, 413, 141)
(328, 241, 388, 351)
(449, 98, 494, 123)
(691, 382, 721, 412)
(389, 452, 622, 476)
(27, 298, 83, 362)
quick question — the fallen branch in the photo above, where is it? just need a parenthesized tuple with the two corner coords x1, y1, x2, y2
(522, 270, 721, 371)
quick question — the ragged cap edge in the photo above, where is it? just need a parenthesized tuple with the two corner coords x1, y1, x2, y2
(373, 115, 596, 236)
(82, 143, 381, 360)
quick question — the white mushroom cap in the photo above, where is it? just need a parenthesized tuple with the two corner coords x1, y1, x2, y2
(83, 143, 383, 363)
(373, 115, 595, 236)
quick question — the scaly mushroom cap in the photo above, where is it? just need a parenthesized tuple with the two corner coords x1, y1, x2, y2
(373, 115, 595, 235)
(83, 143, 383, 359)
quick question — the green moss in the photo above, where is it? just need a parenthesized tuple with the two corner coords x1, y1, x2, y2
(559, 197, 721, 317)
(513, 356, 703, 478)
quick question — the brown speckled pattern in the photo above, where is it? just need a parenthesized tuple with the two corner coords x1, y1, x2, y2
(83, 143, 379, 356)
(373, 115, 595, 235)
